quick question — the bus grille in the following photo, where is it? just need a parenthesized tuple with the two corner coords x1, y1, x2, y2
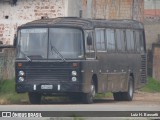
(141, 54, 147, 83)
(24, 62, 72, 82)
(26, 69, 70, 82)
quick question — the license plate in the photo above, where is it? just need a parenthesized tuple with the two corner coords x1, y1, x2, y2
(41, 85, 53, 90)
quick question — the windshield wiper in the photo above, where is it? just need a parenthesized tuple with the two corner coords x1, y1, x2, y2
(50, 42, 66, 62)
(18, 47, 32, 62)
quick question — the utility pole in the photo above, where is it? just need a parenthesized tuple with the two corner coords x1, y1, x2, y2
(155, 0, 157, 16)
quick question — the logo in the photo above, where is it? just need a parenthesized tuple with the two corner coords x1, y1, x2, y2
(2, 112, 11, 117)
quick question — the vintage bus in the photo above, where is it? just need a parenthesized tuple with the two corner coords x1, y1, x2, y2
(3, 17, 147, 104)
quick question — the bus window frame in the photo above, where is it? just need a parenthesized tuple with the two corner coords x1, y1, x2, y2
(105, 28, 116, 53)
(134, 29, 146, 54)
(126, 29, 136, 53)
(95, 28, 106, 52)
(85, 30, 96, 59)
(115, 29, 126, 53)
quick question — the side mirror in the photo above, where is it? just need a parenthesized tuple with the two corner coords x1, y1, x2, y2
(87, 34, 92, 46)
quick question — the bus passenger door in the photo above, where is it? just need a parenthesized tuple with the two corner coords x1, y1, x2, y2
(83, 31, 99, 92)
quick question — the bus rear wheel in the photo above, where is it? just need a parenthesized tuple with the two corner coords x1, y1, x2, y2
(113, 77, 134, 101)
(68, 93, 82, 102)
(28, 92, 42, 104)
(122, 77, 134, 101)
(113, 92, 123, 101)
(82, 82, 96, 104)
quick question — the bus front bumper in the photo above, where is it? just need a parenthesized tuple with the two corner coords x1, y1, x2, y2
(16, 82, 83, 93)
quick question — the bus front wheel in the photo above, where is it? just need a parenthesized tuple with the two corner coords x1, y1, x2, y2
(28, 92, 42, 104)
(82, 82, 96, 104)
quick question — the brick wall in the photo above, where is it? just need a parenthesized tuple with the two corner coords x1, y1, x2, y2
(144, 0, 160, 16)
(144, 23, 160, 49)
(0, 49, 15, 80)
(0, 0, 65, 80)
(144, 0, 160, 79)
(144, 0, 160, 50)
(152, 44, 160, 81)
(83, 0, 144, 22)
(0, 0, 65, 45)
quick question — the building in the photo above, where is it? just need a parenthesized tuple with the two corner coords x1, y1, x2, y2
(144, 0, 160, 80)
(144, 0, 160, 49)
(0, 0, 144, 80)
(83, 0, 144, 22)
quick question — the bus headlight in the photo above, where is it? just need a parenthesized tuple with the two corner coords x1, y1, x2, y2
(19, 77, 24, 82)
(72, 77, 77, 82)
(19, 71, 25, 76)
(72, 71, 77, 76)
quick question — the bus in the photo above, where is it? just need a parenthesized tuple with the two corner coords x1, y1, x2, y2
(4, 17, 147, 104)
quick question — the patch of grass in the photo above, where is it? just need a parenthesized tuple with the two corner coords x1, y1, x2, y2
(140, 77, 160, 93)
(0, 79, 28, 104)
(95, 92, 112, 99)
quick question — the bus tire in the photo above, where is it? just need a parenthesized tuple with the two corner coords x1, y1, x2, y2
(113, 77, 134, 101)
(68, 93, 82, 102)
(28, 92, 41, 104)
(113, 92, 123, 101)
(122, 77, 134, 101)
(82, 82, 96, 104)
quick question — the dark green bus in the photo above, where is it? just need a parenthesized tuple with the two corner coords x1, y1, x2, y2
(1, 17, 147, 104)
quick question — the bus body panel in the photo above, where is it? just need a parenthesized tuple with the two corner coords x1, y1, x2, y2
(16, 60, 99, 94)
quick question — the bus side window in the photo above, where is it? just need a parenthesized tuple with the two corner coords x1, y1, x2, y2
(139, 31, 145, 52)
(116, 29, 125, 52)
(106, 29, 115, 51)
(95, 29, 105, 51)
(135, 31, 140, 52)
(126, 30, 135, 52)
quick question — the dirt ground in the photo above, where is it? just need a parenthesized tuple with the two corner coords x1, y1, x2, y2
(133, 91, 160, 105)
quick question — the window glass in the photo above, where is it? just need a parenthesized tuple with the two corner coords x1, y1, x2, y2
(126, 30, 135, 51)
(135, 31, 140, 52)
(106, 29, 115, 51)
(140, 31, 145, 52)
(17, 28, 48, 59)
(95, 29, 105, 51)
(49, 28, 84, 59)
(116, 29, 125, 51)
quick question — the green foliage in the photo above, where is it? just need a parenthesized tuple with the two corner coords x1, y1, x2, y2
(95, 92, 112, 99)
(0, 79, 15, 93)
(140, 77, 160, 92)
(0, 76, 159, 104)
(0, 79, 28, 104)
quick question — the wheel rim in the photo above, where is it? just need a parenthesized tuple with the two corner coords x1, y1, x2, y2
(129, 81, 133, 97)
(91, 84, 96, 98)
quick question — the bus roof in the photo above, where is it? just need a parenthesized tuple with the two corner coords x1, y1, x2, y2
(18, 17, 144, 30)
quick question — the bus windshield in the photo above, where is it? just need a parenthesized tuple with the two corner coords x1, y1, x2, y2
(17, 28, 84, 60)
